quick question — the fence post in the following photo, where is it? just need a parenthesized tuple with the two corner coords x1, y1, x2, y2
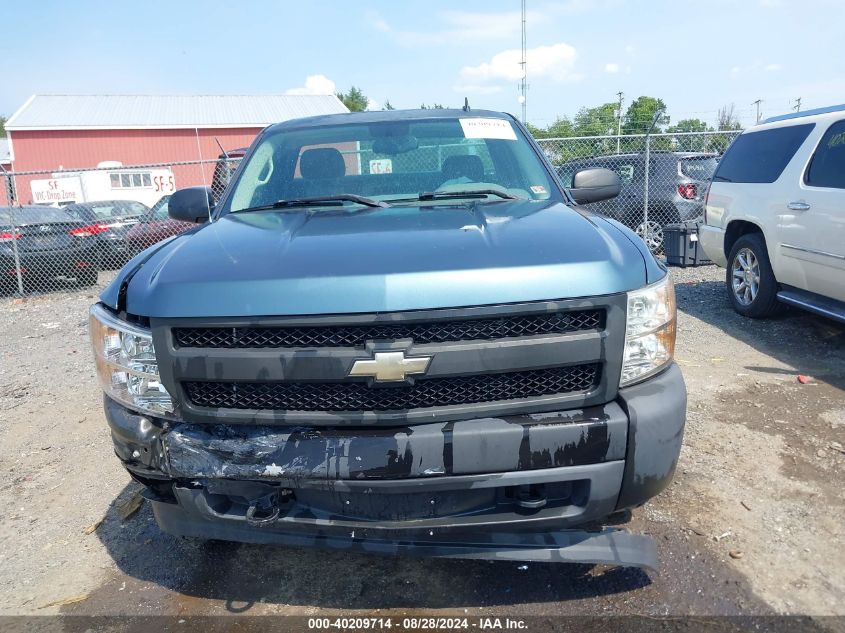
(9, 205, 24, 296)
(642, 108, 666, 250)
(643, 133, 650, 235)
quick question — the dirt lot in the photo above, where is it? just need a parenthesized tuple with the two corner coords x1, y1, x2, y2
(0, 265, 843, 620)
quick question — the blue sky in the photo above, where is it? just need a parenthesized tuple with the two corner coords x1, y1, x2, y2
(2, 0, 842, 129)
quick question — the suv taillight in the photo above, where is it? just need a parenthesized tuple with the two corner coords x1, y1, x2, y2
(0, 230, 22, 241)
(678, 183, 697, 200)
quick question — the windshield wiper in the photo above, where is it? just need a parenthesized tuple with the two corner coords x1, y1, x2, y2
(231, 194, 389, 213)
(419, 189, 518, 201)
(384, 190, 519, 204)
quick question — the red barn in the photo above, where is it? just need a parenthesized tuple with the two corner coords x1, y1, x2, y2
(2, 94, 348, 205)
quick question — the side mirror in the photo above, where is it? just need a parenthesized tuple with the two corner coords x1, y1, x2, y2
(168, 187, 214, 223)
(568, 168, 621, 204)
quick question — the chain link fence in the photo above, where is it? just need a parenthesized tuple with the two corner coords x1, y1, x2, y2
(536, 130, 742, 252)
(0, 156, 240, 297)
(1, 129, 742, 298)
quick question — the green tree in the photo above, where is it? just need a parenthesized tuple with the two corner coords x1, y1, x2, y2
(573, 103, 618, 137)
(622, 96, 669, 135)
(526, 116, 574, 139)
(336, 86, 369, 112)
(668, 118, 709, 133)
(0, 115, 6, 138)
(667, 118, 711, 151)
(420, 103, 446, 109)
(710, 103, 743, 154)
(717, 103, 742, 131)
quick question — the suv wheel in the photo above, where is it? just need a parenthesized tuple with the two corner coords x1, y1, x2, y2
(635, 219, 665, 253)
(726, 233, 781, 318)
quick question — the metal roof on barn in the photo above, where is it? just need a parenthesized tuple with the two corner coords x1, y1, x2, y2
(5, 94, 349, 131)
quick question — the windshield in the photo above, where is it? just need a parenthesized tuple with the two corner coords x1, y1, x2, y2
(149, 196, 171, 220)
(223, 116, 561, 213)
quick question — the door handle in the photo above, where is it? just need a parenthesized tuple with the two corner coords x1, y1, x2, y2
(787, 201, 811, 211)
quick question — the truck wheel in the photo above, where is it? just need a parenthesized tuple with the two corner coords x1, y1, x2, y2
(726, 233, 781, 318)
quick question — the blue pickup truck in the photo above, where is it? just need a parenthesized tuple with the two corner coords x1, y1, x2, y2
(89, 109, 685, 569)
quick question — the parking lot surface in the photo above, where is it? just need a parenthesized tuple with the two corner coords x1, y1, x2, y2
(0, 265, 842, 619)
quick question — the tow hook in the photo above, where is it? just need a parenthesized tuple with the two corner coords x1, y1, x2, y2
(245, 491, 282, 527)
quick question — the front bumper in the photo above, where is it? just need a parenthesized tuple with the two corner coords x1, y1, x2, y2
(105, 363, 686, 567)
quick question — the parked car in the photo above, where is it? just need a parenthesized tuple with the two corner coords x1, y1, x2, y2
(62, 200, 150, 268)
(0, 205, 101, 292)
(89, 109, 686, 569)
(557, 151, 719, 252)
(700, 104, 845, 322)
(125, 195, 194, 253)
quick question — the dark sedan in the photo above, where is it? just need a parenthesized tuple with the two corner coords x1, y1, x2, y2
(63, 200, 150, 268)
(1, 205, 101, 293)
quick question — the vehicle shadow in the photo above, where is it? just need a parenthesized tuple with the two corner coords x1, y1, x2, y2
(674, 276, 845, 392)
(81, 484, 651, 613)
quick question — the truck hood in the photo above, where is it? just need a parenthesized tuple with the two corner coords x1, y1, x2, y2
(103, 200, 650, 318)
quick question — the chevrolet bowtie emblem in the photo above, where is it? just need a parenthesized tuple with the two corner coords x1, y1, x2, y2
(349, 351, 432, 382)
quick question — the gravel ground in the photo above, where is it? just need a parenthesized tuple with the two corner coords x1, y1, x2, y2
(0, 264, 843, 620)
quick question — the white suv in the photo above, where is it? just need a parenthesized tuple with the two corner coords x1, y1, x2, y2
(700, 105, 845, 323)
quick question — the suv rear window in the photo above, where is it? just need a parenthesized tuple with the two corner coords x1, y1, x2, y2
(713, 124, 814, 184)
(680, 156, 718, 180)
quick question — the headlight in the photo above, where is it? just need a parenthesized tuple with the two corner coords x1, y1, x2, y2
(89, 303, 174, 416)
(620, 275, 677, 387)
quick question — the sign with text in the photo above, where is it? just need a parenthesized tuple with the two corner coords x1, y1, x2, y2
(30, 177, 83, 204)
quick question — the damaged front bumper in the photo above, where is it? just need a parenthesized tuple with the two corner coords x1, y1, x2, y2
(104, 363, 686, 570)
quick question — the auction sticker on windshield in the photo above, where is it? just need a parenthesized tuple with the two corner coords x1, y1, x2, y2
(460, 118, 517, 140)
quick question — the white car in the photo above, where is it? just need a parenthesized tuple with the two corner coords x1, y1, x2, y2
(700, 104, 845, 323)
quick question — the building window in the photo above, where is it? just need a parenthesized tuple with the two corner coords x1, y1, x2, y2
(110, 172, 154, 189)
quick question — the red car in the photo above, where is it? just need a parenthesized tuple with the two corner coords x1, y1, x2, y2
(125, 195, 194, 254)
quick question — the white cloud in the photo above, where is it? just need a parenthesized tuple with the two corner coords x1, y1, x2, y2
(285, 74, 336, 96)
(764, 63, 782, 72)
(459, 43, 579, 88)
(625, 45, 636, 55)
(605, 63, 620, 74)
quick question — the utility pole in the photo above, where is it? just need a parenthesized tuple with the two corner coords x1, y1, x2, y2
(518, 0, 528, 123)
(752, 99, 763, 123)
(615, 91, 624, 154)
(793, 97, 802, 112)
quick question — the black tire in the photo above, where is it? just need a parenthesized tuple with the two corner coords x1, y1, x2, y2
(726, 233, 782, 318)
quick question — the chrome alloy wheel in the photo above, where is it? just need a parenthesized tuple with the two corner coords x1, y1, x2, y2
(635, 220, 664, 253)
(731, 247, 760, 306)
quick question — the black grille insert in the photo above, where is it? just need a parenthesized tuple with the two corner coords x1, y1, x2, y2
(173, 310, 604, 349)
(184, 364, 600, 412)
